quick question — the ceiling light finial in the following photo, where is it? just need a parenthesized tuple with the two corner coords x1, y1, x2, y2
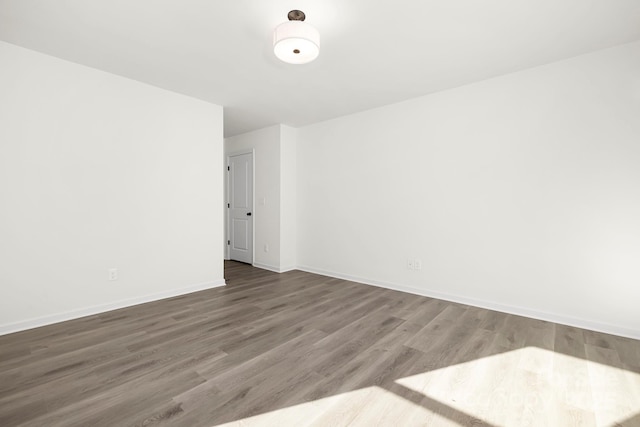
(287, 10, 306, 21)
(273, 10, 320, 64)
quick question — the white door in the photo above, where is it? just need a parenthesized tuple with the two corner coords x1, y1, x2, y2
(228, 152, 253, 263)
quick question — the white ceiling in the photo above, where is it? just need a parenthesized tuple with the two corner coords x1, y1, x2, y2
(1, 1, 640, 137)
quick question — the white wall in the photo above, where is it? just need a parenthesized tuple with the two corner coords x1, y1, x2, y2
(225, 125, 282, 270)
(296, 41, 640, 338)
(280, 125, 298, 271)
(0, 42, 225, 334)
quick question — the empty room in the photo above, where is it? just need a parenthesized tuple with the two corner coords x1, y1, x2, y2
(1, 1, 639, 426)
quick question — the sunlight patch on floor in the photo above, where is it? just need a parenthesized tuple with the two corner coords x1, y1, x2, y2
(213, 386, 456, 427)
(212, 347, 640, 426)
(395, 346, 640, 426)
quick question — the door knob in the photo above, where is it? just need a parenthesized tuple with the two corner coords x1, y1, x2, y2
(246, 212, 252, 216)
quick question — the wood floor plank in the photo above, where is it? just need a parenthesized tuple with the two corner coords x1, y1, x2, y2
(0, 261, 639, 426)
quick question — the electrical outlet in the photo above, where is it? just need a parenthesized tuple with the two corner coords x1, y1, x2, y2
(407, 258, 415, 270)
(415, 259, 422, 270)
(108, 268, 118, 281)
(264, 244, 269, 253)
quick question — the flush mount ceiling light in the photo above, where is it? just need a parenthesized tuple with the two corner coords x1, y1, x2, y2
(273, 10, 320, 64)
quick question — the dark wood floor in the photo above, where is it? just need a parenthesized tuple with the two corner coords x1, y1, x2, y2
(1, 261, 639, 426)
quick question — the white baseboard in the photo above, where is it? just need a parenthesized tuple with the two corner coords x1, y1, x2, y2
(296, 265, 640, 341)
(0, 279, 226, 336)
(252, 262, 296, 274)
(279, 265, 297, 273)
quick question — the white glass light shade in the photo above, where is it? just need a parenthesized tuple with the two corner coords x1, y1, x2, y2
(273, 21, 320, 64)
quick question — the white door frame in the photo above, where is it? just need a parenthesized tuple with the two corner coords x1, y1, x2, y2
(226, 149, 255, 263)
